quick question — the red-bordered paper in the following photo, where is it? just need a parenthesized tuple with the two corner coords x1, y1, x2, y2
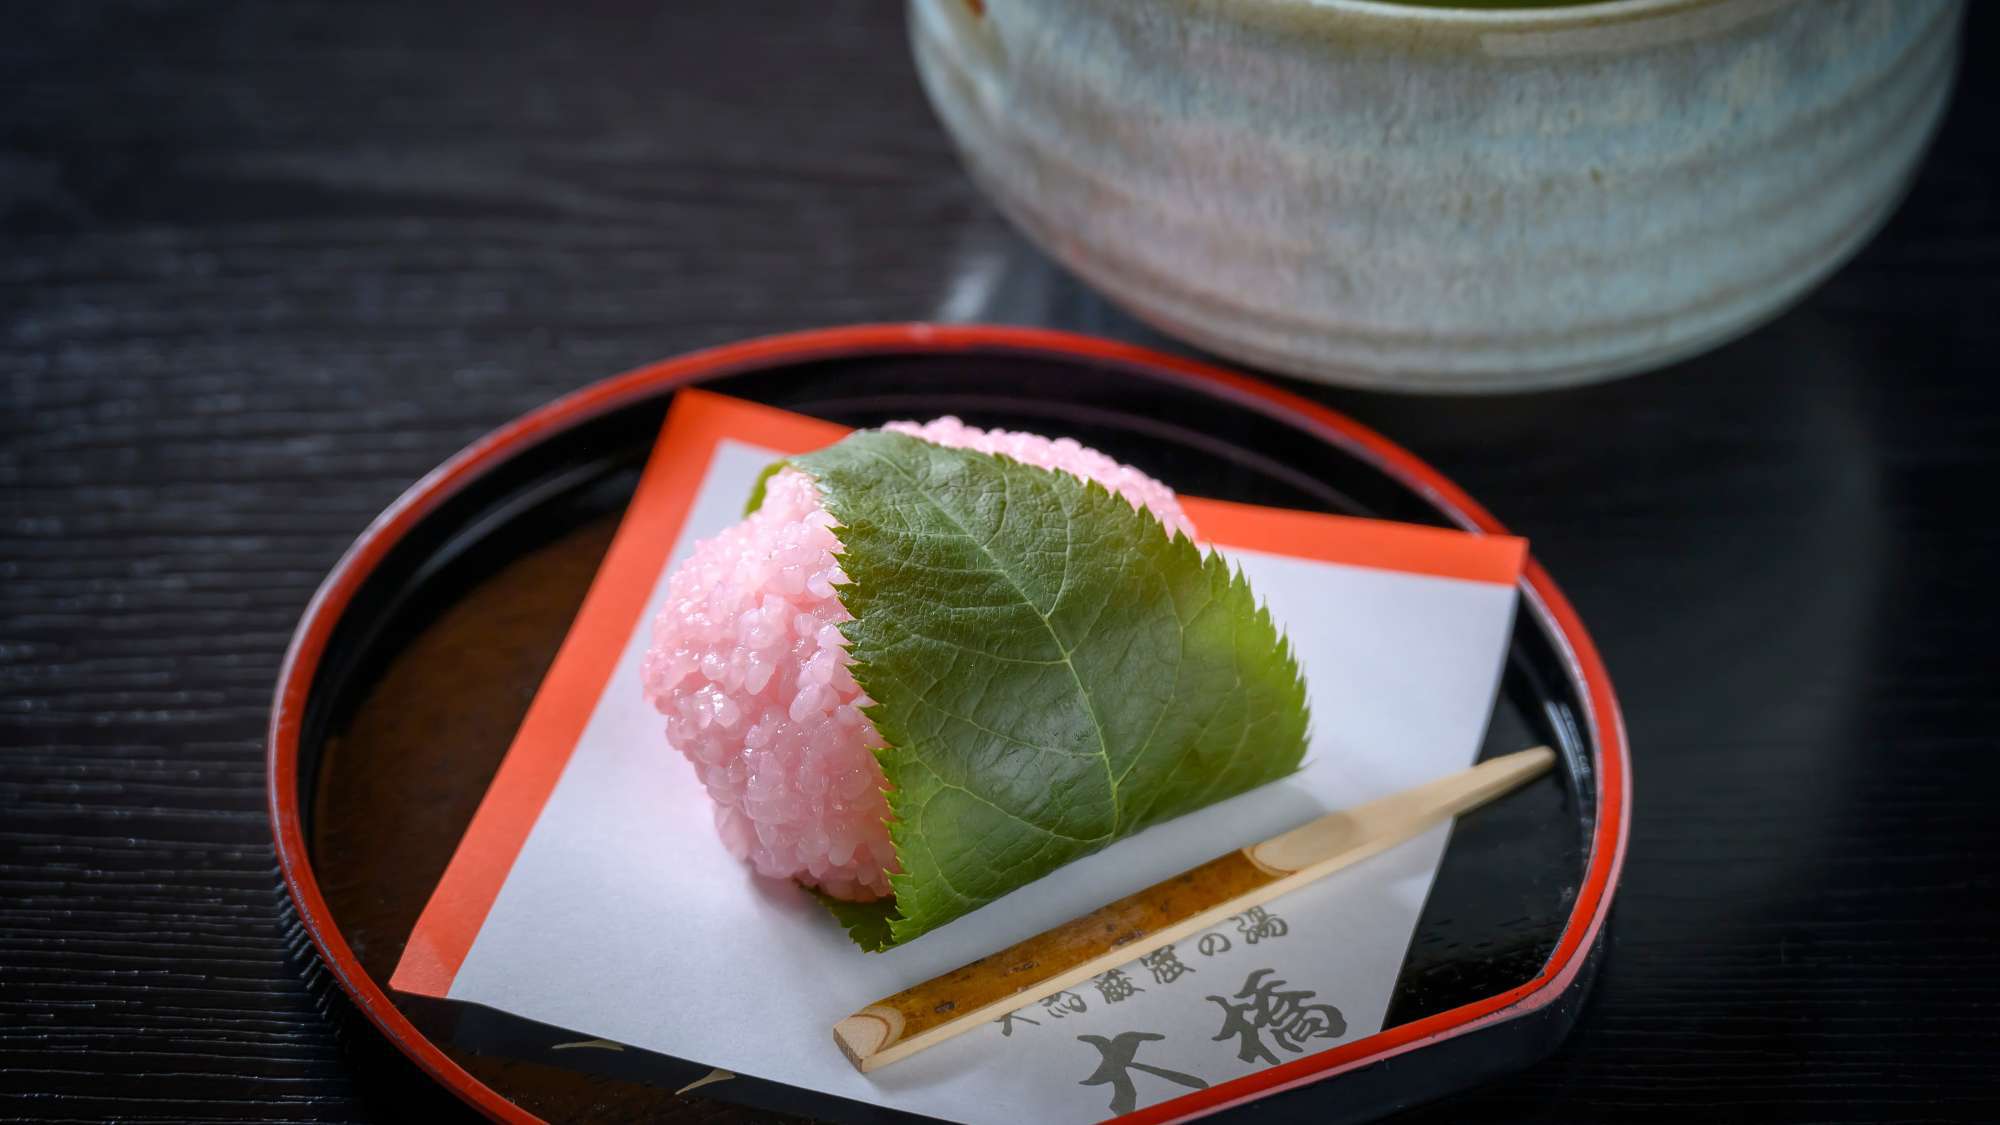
(393, 390, 1526, 1001)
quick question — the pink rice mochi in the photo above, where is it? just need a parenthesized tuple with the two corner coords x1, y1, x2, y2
(640, 418, 1193, 901)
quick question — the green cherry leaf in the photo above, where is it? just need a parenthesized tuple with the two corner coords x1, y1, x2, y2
(782, 431, 1310, 949)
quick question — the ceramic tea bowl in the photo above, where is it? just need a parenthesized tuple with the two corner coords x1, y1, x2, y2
(910, 0, 1962, 391)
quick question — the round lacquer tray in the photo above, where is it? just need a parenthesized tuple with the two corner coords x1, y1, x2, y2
(270, 324, 1627, 1124)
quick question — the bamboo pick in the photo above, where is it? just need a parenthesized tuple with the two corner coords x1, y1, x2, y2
(834, 746, 1556, 1073)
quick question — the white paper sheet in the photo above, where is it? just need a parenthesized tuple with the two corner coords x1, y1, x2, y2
(441, 437, 1519, 1123)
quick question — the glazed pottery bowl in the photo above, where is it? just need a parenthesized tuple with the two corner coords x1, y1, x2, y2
(910, 0, 1962, 391)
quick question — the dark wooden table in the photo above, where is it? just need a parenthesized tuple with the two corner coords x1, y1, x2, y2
(4, 2, 1997, 1122)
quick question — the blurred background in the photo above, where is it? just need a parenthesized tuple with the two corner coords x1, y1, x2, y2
(2, 2, 1996, 1122)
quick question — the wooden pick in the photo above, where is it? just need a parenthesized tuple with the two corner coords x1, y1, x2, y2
(833, 746, 1556, 1073)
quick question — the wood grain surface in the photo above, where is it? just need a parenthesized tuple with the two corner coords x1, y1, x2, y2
(3, 2, 1998, 1123)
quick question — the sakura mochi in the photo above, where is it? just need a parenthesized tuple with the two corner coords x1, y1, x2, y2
(643, 418, 1307, 949)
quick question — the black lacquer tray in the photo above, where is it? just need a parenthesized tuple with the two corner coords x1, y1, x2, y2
(269, 325, 1627, 1124)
